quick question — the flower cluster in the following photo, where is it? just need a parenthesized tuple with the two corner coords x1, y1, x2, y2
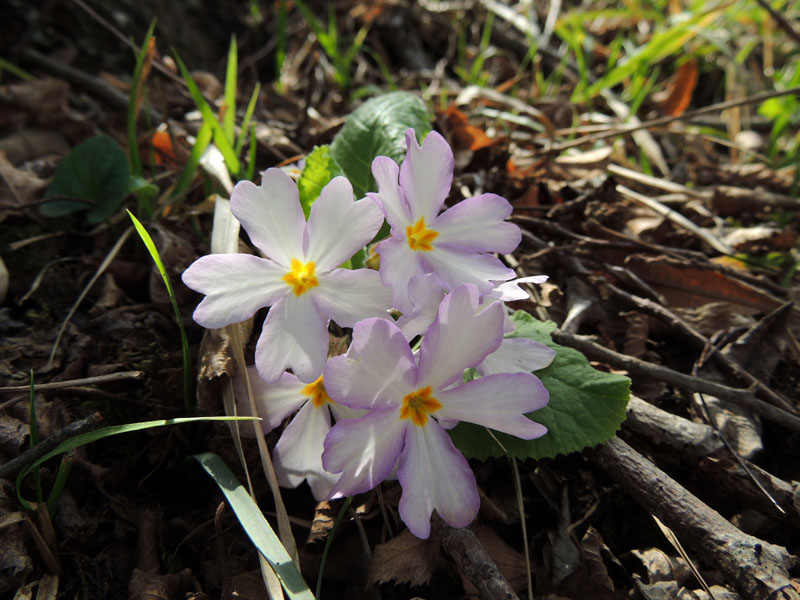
(183, 129, 554, 538)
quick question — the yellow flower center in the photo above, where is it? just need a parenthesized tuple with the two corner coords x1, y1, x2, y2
(283, 258, 319, 296)
(400, 386, 442, 426)
(301, 375, 333, 409)
(406, 217, 438, 252)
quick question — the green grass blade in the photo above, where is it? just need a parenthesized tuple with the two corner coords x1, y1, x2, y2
(173, 52, 241, 176)
(246, 125, 257, 181)
(0, 57, 33, 81)
(46, 454, 74, 517)
(16, 416, 257, 510)
(235, 82, 261, 156)
(127, 211, 194, 414)
(315, 496, 352, 599)
(193, 452, 315, 600)
(29, 371, 42, 503)
(223, 36, 238, 146)
(172, 121, 213, 201)
(127, 20, 157, 179)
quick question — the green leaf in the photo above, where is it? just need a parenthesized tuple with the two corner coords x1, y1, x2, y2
(449, 311, 630, 460)
(41, 135, 131, 223)
(297, 145, 342, 217)
(330, 91, 431, 198)
(193, 452, 315, 600)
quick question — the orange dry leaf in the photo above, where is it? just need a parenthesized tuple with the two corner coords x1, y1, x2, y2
(444, 106, 496, 151)
(658, 60, 698, 117)
(151, 130, 176, 166)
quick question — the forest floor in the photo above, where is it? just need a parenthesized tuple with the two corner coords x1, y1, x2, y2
(1, 1, 800, 599)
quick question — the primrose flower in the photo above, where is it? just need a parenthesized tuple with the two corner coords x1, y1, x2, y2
(369, 129, 520, 312)
(397, 273, 556, 376)
(234, 367, 359, 500)
(322, 284, 549, 539)
(182, 169, 392, 383)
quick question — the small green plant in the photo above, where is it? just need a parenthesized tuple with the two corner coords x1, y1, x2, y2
(172, 36, 261, 191)
(292, 0, 369, 92)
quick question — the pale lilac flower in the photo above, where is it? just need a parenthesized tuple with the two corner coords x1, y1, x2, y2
(182, 169, 392, 383)
(321, 284, 549, 539)
(369, 129, 521, 312)
(397, 273, 556, 376)
(234, 366, 360, 501)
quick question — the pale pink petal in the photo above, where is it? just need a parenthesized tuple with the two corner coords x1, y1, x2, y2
(397, 422, 479, 539)
(396, 273, 446, 341)
(418, 285, 505, 390)
(273, 401, 338, 501)
(399, 129, 453, 224)
(488, 276, 549, 302)
(182, 254, 287, 328)
(376, 236, 426, 313)
(313, 269, 392, 327)
(324, 318, 417, 409)
(230, 172, 305, 267)
(370, 156, 410, 231)
(255, 293, 329, 383)
(306, 177, 384, 271)
(233, 368, 308, 432)
(329, 403, 367, 422)
(477, 338, 556, 376)
(433, 194, 520, 254)
(436, 373, 548, 439)
(423, 246, 515, 294)
(323, 408, 407, 498)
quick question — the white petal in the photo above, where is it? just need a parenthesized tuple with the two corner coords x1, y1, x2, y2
(418, 285, 505, 390)
(488, 276, 549, 302)
(396, 273, 447, 341)
(324, 318, 417, 409)
(255, 293, 329, 383)
(313, 269, 392, 327)
(399, 130, 453, 224)
(424, 246, 515, 295)
(230, 172, 305, 267)
(397, 423, 479, 539)
(436, 373, 548, 439)
(273, 401, 338, 501)
(478, 338, 556, 376)
(376, 236, 426, 313)
(370, 156, 410, 230)
(233, 368, 308, 432)
(433, 194, 520, 254)
(182, 254, 287, 328)
(306, 177, 385, 271)
(323, 408, 407, 498)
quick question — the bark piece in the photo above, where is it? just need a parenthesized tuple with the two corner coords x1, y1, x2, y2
(589, 437, 797, 600)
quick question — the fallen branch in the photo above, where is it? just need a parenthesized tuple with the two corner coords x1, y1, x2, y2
(432, 514, 520, 600)
(589, 437, 797, 600)
(551, 329, 800, 433)
(0, 412, 103, 480)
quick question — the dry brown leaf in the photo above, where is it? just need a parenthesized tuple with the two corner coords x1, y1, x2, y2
(366, 529, 442, 587)
(723, 225, 797, 253)
(473, 525, 530, 592)
(656, 60, 699, 117)
(444, 106, 497, 151)
(625, 256, 783, 316)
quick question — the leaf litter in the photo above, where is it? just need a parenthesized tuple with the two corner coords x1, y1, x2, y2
(1, 1, 800, 599)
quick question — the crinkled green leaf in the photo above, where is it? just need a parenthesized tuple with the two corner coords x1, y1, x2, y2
(330, 91, 431, 198)
(41, 135, 130, 223)
(297, 145, 342, 217)
(449, 311, 630, 460)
